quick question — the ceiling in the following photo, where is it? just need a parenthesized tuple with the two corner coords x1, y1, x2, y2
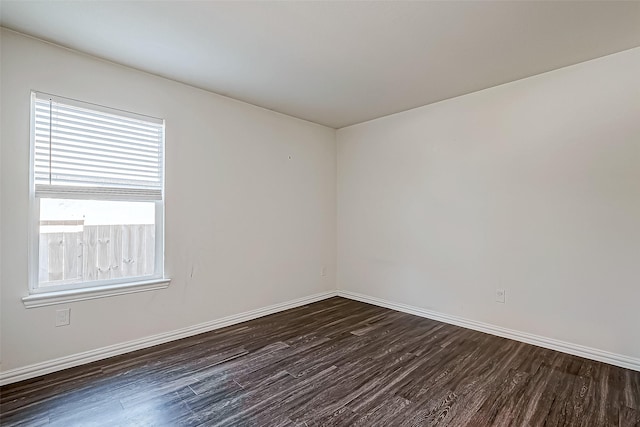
(1, 1, 639, 129)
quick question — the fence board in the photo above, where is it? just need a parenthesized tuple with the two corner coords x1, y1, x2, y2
(122, 225, 134, 277)
(63, 232, 81, 281)
(144, 226, 155, 275)
(83, 226, 98, 282)
(39, 234, 49, 284)
(47, 233, 64, 282)
(97, 226, 111, 280)
(110, 225, 123, 279)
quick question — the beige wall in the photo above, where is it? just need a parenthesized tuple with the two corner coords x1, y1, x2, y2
(337, 48, 640, 360)
(2, 28, 638, 376)
(0, 30, 337, 372)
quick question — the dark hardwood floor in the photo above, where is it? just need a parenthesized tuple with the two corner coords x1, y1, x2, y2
(1, 297, 639, 426)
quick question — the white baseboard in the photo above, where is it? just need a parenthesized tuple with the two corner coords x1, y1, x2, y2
(0, 290, 338, 386)
(337, 290, 640, 372)
(3, 288, 638, 385)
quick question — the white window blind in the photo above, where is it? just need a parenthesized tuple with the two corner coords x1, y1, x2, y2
(33, 92, 164, 201)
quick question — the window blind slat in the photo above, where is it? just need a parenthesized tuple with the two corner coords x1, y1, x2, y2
(35, 149, 159, 170)
(35, 159, 160, 179)
(34, 98, 163, 129)
(49, 102, 162, 129)
(49, 117, 161, 143)
(33, 93, 164, 196)
(36, 108, 160, 139)
(38, 109, 160, 135)
(35, 184, 162, 201)
(35, 139, 160, 163)
(36, 172, 160, 187)
(49, 120, 160, 143)
(44, 131, 161, 154)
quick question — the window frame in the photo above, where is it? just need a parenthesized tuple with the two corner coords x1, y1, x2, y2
(27, 91, 167, 298)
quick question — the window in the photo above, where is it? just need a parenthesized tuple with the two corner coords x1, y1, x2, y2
(28, 92, 166, 297)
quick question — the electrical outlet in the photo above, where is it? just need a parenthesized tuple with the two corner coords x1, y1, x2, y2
(320, 266, 327, 276)
(56, 308, 71, 327)
(495, 289, 506, 303)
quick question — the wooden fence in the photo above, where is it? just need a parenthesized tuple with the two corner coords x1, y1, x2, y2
(39, 223, 155, 284)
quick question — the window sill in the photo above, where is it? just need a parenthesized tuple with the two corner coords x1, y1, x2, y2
(22, 278, 171, 308)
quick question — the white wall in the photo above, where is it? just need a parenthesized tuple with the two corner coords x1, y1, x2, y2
(337, 48, 640, 360)
(0, 29, 336, 372)
(2, 28, 638, 377)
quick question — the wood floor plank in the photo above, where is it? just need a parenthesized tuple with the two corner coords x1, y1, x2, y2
(620, 405, 640, 427)
(1, 297, 638, 426)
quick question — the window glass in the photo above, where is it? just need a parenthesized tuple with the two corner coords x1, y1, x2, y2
(38, 199, 156, 287)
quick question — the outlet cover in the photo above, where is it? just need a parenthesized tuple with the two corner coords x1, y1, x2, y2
(56, 308, 71, 327)
(495, 289, 506, 303)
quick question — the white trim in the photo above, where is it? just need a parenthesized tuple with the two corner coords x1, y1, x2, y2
(28, 92, 40, 294)
(154, 198, 164, 282)
(1, 290, 337, 385)
(6, 288, 638, 386)
(337, 290, 640, 372)
(22, 278, 171, 308)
